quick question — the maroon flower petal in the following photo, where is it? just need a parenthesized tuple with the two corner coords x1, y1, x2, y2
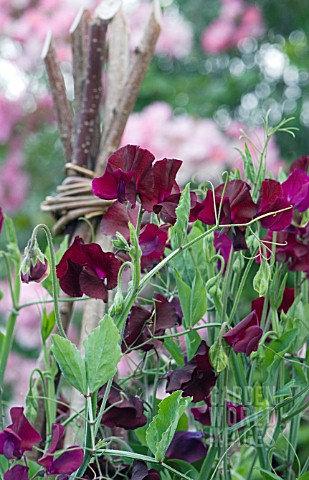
(48, 447, 84, 475)
(21, 259, 49, 284)
(289, 155, 309, 173)
(38, 424, 65, 471)
(139, 224, 168, 270)
(233, 325, 263, 355)
(257, 179, 293, 231)
(4, 465, 29, 480)
(100, 201, 139, 239)
(216, 180, 257, 225)
(191, 401, 211, 426)
(166, 341, 217, 402)
(99, 383, 147, 430)
(79, 267, 108, 301)
(282, 169, 309, 212)
(223, 311, 259, 345)
(9, 407, 42, 453)
(166, 431, 207, 463)
(226, 402, 246, 427)
(56, 237, 121, 300)
(131, 461, 161, 480)
(214, 231, 233, 272)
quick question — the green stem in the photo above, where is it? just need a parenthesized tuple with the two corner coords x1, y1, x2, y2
(31, 224, 66, 338)
(229, 257, 254, 325)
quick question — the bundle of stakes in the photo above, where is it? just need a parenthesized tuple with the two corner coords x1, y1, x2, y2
(36, 0, 161, 448)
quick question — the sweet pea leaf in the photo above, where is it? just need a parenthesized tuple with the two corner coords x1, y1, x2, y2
(146, 391, 192, 462)
(299, 472, 309, 480)
(41, 308, 56, 343)
(164, 337, 185, 366)
(84, 314, 121, 394)
(190, 270, 207, 327)
(260, 469, 281, 480)
(170, 183, 191, 250)
(235, 143, 255, 184)
(261, 329, 298, 382)
(284, 303, 309, 353)
(52, 334, 87, 394)
(175, 270, 206, 329)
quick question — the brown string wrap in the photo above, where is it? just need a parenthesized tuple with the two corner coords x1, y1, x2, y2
(40, 163, 114, 235)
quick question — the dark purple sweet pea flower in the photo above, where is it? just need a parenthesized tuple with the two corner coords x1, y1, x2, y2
(263, 227, 309, 274)
(4, 465, 29, 480)
(165, 431, 207, 463)
(20, 258, 49, 284)
(139, 224, 169, 270)
(223, 311, 263, 356)
(56, 236, 121, 301)
(191, 398, 212, 426)
(214, 231, 233, 273)
(123, 295, 180, 352)
(166, 341, 217, 402)
(100, 201, 139, 239)
(252, 287, 295, 324)
(92, 145, 182, 212)
(153, 191, 198, 225)
(131, 461, 161, 480)
(197, 180, 257, 226)
(38, 424, 83, 476)
(92, 145, 154, 207)
(289, 155, 309, 173)
(0, 407, 42, 460)
(98, 383, 147, 430)
(257, 179, 293, 231)
(0, 208, 3, 233)
(226, 402, 246, 427)
(282, 169, 309, 213)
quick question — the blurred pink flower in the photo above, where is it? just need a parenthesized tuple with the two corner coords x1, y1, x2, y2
(0, 280, 51, 350)
(5, 353, 37, 406)
(0, 140, 29, 214)
(126, 2, 193, 58)
(121, 102, 283, 184)
(0, 96, 23, 143)
(201, 0, 264, 53)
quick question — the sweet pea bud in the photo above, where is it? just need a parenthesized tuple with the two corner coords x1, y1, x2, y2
(232, 255, 244, 273)
(20, 239, 49, 284)
(113, 232, 129, 251)
(206, 276, 222, 300)
(112, 289, 124, 315)
(209, 324, 229, 373)
(246, 234, 260, 252)
(253, 258, 270, 297)
(203, 231, 215, 261)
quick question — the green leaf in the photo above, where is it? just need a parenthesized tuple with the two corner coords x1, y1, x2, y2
(284, 303, 309, 353)
(269, 270, 287, 311)
(185, 330, 201, 361)
(236, 143, 255, 184)
(175, 270, 191, 329)
(190, 270, 207, 327)
(84, 314, 121, 394)
(164, 337, 185, 366)
(43, 236, 69, 296)
(175, 270, 206, 329)
(41, 308, 56, 343)
(170, 183, 191, 250)
(52, 334, 87, 394)
(260, 469, 281, 479)
(261, 329, 298, 382)
(299, 472, 309, 480)
(146, 391, 192, 462)
(166, 459, 199, 480)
